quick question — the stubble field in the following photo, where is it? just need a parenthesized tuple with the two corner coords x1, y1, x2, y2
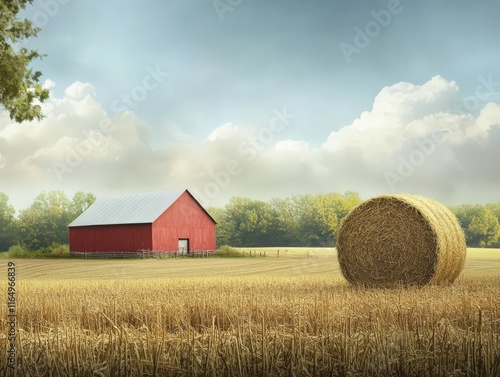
(1, 248, 499, 376)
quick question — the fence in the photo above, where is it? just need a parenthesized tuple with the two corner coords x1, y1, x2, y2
(70, 250, 218, 259)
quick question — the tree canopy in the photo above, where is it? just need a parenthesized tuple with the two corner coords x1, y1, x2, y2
(1, 191, 95, 251)
(211, 194, 500, 249)
(0, 0, 49, 122)
(0, 193, 16, 250)
(451, 204, 500, 247)
(209, 192, 363, 248)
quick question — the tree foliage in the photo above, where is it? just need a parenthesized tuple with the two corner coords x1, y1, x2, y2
(210, 192, 362, 248)
(0, 0, 49, 122)
(451, 204, 500, 247)
(0, 190, 95, 251)
(17, 191, 72, 250)
(0, 193, 16, 250)
(69, 191, 96, 219)
(211, 193, 500, 249)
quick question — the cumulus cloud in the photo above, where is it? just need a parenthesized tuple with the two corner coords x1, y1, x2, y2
(314, 76, 500, 204)
(64, 81, 97, 101)
(191, 75, 500, 206)
(275, 140, 310, 152)
(1, 76, 499, 211)
(207, 123, 239, 141)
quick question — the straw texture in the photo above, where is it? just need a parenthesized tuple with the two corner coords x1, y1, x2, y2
(336, 194, 467, 287)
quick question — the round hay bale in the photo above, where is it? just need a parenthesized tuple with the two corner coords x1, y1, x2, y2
(336, 194, 466, 287)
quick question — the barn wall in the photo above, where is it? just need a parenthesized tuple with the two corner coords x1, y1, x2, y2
(152, 191, 216, 251)
(69, 223, 152, 252)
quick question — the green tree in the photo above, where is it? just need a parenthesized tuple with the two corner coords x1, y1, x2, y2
(485, 203, 500, 247)
(1, 0, 49, 122)
(0, 193, 16, 251)
(296, 194, 322, 246)
(17, 191, 96, 250)
(17, 191, 71, 250)
(486, 203, 500, 222)
(213, 197, 276, 247)
(212, 191, 362, 248)
(340, 191, 363, 218)
(69, 191, 96, 221)
(206, 206, 233, 247)
(268, 196, 303, 246)
(452, 205, 500, 247)
(297, 192, 362, 247)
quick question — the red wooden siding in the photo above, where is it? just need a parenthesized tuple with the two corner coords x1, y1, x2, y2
(69, 223, 152, 252)
(152, 191, 216, 251)
(69, 190, 216, 253)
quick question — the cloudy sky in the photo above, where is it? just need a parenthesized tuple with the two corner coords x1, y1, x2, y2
(2, 0, 500, 211)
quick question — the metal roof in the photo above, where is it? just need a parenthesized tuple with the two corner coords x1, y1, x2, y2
(69, 189, 185, 227)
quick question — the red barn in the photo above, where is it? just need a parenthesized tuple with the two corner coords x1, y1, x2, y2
(69, 189, 216, 254)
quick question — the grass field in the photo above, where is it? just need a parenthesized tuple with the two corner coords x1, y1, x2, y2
(10, 247, 500, 281)
(1, 248, 499, 376)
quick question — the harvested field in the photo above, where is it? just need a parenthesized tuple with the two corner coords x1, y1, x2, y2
(0, 248, 499, 376)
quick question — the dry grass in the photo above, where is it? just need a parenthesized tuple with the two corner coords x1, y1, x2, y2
(1, 250, 499, 376)
(337, 195, 467, 287)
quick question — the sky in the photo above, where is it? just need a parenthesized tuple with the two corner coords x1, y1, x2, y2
(1, 0, 500, 211)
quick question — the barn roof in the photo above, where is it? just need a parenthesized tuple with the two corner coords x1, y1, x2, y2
(69, 189, 212, 227)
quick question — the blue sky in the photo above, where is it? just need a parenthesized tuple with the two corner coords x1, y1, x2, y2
(2, 0, 500, 210)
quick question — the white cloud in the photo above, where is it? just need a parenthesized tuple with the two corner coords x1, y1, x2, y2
(207, 123, 239, 141)
(1, 76, 499, 211)
(43, 79, 56, 90)
(64, 82, 97, 101)
(275, 140, 310, 152)
(316, 76, 500, 204)
(473, 102, 500, 138)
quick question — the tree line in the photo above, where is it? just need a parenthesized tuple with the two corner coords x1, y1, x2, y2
(451, 203, 500, 248)
(208, 194, 500, 248)
(0, 191, 95, 252)
(1, 190, 500, 252)
(208, 192, 362, 248)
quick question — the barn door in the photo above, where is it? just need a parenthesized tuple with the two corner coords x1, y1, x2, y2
(178, 239, 189, 255)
